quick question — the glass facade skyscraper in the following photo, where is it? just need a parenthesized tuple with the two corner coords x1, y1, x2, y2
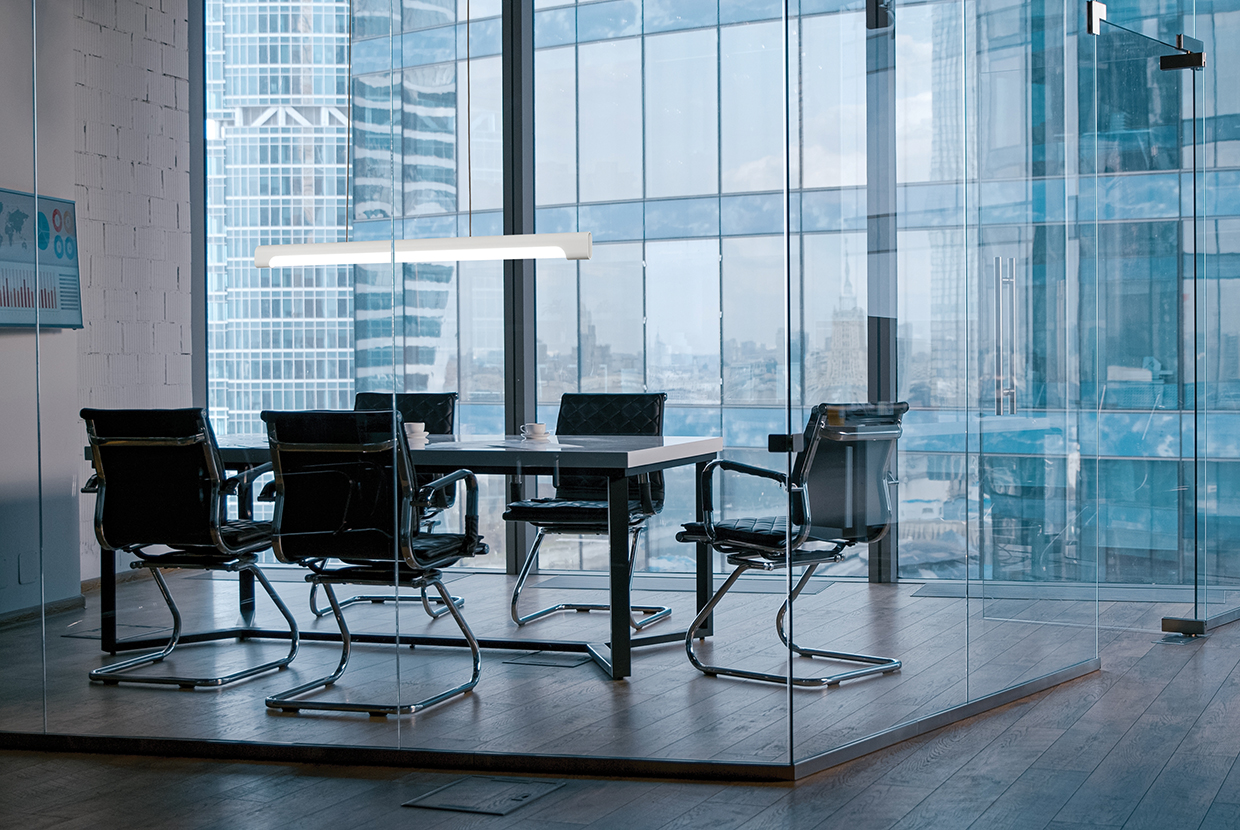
(206, 0, 354, 435)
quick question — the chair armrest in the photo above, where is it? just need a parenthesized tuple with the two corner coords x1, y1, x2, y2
(700, 459, 789, 542)
(221, 462, 273, 496)
(418, 469, 480, 551)
(700, 459, 787, 514)
(256, 480, 278, 502)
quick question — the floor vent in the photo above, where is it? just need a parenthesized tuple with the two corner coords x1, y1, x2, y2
(403, 776, 565, 815)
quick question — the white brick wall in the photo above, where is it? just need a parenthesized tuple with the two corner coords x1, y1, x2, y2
(75, 0, 193, 575)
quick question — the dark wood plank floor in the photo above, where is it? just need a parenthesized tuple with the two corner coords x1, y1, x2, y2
(0, 568, 1120, 765)
(4, 612, 1240, 830)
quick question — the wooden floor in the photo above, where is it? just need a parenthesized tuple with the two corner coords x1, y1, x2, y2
(4, 613, 1240, 829)
(0, 568, 1130, 766)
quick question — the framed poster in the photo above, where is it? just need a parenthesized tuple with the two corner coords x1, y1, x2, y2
(0, 187, 83, 328)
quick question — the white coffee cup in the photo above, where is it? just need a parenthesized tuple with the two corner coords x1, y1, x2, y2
(520, 422, 547, 439)
(403, 421, 427, 441)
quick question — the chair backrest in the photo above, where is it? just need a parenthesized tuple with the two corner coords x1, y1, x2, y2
(791, 402, 909, 545)
(263, 409, 419, 567)
(553, 393, 667, 503)
(81, 408, 225, 551)
(354, 392, 457, 434)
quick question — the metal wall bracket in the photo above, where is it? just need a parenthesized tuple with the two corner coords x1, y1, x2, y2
(1160, 34, 1205, 70)
(767, 433, 806, 454)
(1086, 1, 1106, 36)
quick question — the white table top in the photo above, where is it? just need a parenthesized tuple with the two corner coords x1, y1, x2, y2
(218, 433, 723, 474)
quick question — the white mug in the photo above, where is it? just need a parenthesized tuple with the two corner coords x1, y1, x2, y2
(403, 421, 427, 440)
(520, 422, 547, 439)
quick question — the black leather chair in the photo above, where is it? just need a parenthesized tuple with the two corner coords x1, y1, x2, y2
(262, 409, 483, 716)
(80, 407, 299, 688)
(502, 393, 672, 630)
(299, 391, 461, 619)
(677, 402, 908, 687)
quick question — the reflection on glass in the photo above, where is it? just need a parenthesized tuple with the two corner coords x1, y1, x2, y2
(722, 235, 788, 404)
(646, 239, 720, 403)
(897, 228, 966, 410)
(456, 55, 502, 212)
(645, 29, 718, 198)
(535, 45, 576, 205)
(579, 242, 645, 393)
(801, 12, 864, 188)
(536, 258, 578, 402)
(579, 39, 642, 202)
(721, 21, 788, 193)
(458, 259, 503, 402)
(803, 232, 866, 404)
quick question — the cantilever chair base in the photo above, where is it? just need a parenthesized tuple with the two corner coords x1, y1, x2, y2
(267, 571, 480, 717)
(684, 549, 901, 688)
(89, 558, 300, 689)
(308, 580, 464, 620)
(511, 526, 671, 631)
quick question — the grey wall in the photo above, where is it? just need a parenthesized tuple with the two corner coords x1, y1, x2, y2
(0, 0, 82, 616)
(0, 0, 193, 617)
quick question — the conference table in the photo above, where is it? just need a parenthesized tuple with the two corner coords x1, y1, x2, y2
(99, 432, 723, 680)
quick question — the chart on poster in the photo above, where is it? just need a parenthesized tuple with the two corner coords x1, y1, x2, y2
(0, 187, 82, 328)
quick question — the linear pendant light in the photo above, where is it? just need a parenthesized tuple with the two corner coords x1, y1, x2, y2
(254, 232, 592, 268)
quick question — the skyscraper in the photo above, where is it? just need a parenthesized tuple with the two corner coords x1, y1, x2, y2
(206, 0, 353, 434)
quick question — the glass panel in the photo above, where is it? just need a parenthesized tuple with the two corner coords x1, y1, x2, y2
(1091, 20, 1201, 631)
(645, 29, 718, 198)
(1, 0, 44, 733)
(967, 0, 1097, 702)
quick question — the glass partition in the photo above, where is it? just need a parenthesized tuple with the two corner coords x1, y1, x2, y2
(967, 0, 1098, 703)
(1088, 15, 1212, 632)
(1, 0, 43, 734)
(29, 0, 1240, 779)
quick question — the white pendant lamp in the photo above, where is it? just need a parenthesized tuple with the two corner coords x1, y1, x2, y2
(254, 231, 592, 268)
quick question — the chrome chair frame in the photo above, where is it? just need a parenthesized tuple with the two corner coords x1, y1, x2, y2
(679, 403, 906, 688)
(261, 411, 483, 716)
(89, 558, 300, 689)
(510, 525, 671, 630)
(269, 568, 481, 717)
(81, 408, 299, 688)
(307, 578, 463, 620)
(504, 393, 672, 630)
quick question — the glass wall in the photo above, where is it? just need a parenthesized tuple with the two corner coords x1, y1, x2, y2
(37, 0, 1240, 775)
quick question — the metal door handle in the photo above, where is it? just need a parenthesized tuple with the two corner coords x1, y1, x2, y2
(995, 257, 1018, 416)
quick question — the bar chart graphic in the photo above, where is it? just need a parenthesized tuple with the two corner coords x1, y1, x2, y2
(0, 187, 81, 328)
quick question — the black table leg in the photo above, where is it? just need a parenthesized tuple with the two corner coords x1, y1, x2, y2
(694, 459, 713, 637)
(236, 473, 256, 625)
(101, 548, 117, 654)
(606, 473, 631, 678)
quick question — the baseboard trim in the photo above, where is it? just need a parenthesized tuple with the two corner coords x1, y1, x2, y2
(0, 595, 86, 630)
(80, 567, 151, 595)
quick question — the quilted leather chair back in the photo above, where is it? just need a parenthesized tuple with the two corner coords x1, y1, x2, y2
(791, 401, 908, 544)
(82, 408, 224, 551)
(553, 393, 667, 503)
(354, 392, 457, 434)
(264, 409, 438, 567)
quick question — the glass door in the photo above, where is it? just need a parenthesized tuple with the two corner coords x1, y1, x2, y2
(966, 0, 1098, 699)
(1089, 12, 1215, 629)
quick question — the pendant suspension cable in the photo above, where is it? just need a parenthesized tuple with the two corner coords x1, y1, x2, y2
(466, 0, 472, 237)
